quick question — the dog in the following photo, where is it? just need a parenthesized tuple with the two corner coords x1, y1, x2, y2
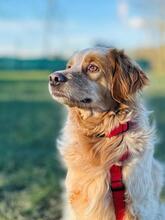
(49, 47, 165, 220)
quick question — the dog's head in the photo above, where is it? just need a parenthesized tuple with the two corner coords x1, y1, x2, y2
(49, 48, 148, 112)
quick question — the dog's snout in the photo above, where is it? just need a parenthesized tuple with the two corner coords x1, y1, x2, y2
(49, 72, 68, 86)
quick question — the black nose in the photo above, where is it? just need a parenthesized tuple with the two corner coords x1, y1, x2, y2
(49, 72, 68, 86)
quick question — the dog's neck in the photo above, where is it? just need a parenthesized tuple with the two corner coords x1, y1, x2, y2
(68, 104, 136, 138)
(63, 99, 148, 168)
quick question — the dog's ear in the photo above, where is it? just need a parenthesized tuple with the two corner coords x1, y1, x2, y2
(109, 49, 149, 103)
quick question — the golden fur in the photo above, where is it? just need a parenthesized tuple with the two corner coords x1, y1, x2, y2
(49, 48, 165, 220)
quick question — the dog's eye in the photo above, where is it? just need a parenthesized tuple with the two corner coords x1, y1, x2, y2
(87, 64, 99, 73)
(67, 65, 72, 69)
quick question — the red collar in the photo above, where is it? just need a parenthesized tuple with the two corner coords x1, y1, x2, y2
(106, 122, 129, 138)
(96, 121, 130, 138)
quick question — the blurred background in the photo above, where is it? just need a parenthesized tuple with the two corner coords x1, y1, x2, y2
(0, 0, 165, 219)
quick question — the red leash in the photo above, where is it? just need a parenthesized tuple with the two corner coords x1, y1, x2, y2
(107, 122, 130, 220)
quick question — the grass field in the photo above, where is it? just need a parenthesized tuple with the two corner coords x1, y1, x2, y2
(0, 70, 165, 220)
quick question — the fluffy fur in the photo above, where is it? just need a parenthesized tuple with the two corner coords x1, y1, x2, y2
(49, 48, 165, 220)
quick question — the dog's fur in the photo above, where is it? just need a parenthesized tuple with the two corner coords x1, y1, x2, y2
(49, 48, 165, 220)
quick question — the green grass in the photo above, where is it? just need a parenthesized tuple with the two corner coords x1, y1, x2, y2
(0, 70, 66, 220)
(0, 70, 50, 101)
(0, 100, 66, 220)
(146, 73, 165, 96)
(0, 70, 165, 219)
(0, 70, 50, 81)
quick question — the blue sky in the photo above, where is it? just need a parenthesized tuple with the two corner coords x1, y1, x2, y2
(0, 0, 161, 58)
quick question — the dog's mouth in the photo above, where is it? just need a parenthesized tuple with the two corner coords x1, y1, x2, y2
(53, 92, 92, 105)
(49, 84, 68, 100)
(49, 84, 110, 112)
(49, 84, 93, 106)
(52, 90, 67, 98)
(80, 98, 92, 104)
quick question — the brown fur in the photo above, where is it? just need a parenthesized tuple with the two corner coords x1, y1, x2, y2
(109, 49, 149, 104)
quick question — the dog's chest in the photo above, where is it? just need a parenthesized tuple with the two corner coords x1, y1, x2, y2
(66, 167, 115, 220)
(65, 162, 136, 220)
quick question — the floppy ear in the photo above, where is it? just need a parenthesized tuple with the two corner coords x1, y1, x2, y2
(110, 49, 149, 103)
